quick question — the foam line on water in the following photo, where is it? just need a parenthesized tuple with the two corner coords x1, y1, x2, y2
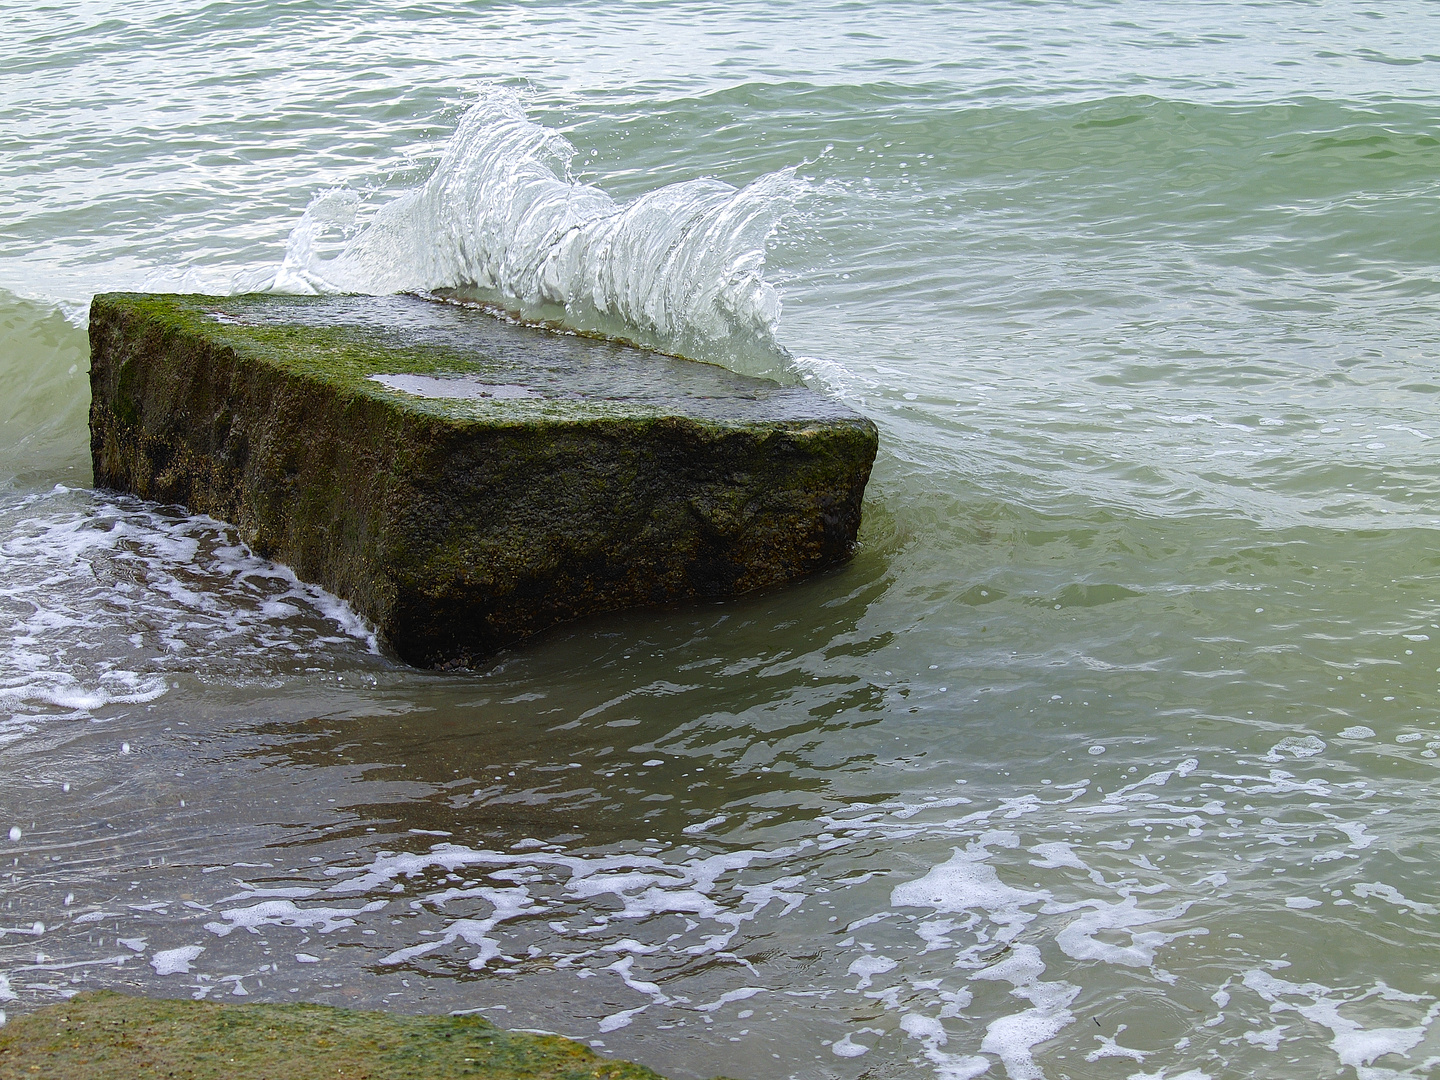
(0, 488, 380, 733)
(273, 88, 805, 380)
(7, 748, 1440, 1077)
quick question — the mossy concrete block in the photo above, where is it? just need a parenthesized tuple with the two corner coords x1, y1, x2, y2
(0, 990, 677, 1080)
(88, 293, 878, 667)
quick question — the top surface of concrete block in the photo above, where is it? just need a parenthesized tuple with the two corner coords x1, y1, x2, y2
(186, 293, 859, 426)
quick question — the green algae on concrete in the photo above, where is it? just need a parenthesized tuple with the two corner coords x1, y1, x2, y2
(0, 991, 690, 1080)
(88, 293, 878, 667)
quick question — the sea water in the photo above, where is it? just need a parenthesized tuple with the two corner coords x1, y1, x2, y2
(3, 2, 1440, 1077)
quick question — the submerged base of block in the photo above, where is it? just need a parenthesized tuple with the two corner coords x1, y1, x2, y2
(88, 293, 879, 667)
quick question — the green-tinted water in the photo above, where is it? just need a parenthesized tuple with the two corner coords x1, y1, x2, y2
(3, 3, 1440, 1077)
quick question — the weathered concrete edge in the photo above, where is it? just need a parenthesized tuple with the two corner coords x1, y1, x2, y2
(88, 293, 880, 666)
(0, 991, 742, 1080)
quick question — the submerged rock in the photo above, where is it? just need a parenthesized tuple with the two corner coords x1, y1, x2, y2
(88, 294, 877, 667)
(0, 990, 682, 1079)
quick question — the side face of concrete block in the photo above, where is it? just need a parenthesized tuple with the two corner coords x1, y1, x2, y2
(89, 293, 879, 667)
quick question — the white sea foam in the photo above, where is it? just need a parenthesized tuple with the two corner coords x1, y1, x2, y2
(1352, 883, 1439, 916)
(831, 1033, 870, 1057)
(890, 832, 1050, 949)
(382, 887, 539, 970)
(1266, 736, 1326, 761)
(1051, 895, 1196, 968)
(695, 986, 767, 1012)
(980, 998, 1078, 1080)
(273, 88, 804, 380)
(3, 752, 1433, 1080)
(847, 954, 898, 989)
(203, 899, 388, 938)
(0, 489, 378, 733)
(1242, 970, 1440, 1077)
(150, 946, 204, 976)
(71, 912, 119, 925)
(326, 841, 806, 965)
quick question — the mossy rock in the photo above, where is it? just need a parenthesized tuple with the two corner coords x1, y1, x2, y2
(0, 991, 687, 1079)
(88, 293, 878, 667)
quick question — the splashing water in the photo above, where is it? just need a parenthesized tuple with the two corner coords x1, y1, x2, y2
(274, 90, 803, 379)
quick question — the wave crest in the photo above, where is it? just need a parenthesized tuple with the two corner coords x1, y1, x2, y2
(275, 90, 802, 379)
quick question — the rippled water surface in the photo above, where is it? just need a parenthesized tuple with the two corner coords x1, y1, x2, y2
(4, 2, 1440, 1077)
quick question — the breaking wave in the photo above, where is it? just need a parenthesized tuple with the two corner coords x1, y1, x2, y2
(274, 90, 804, 379)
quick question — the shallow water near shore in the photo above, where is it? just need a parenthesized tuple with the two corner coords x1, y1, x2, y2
(5, 2, 1440, 1078)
